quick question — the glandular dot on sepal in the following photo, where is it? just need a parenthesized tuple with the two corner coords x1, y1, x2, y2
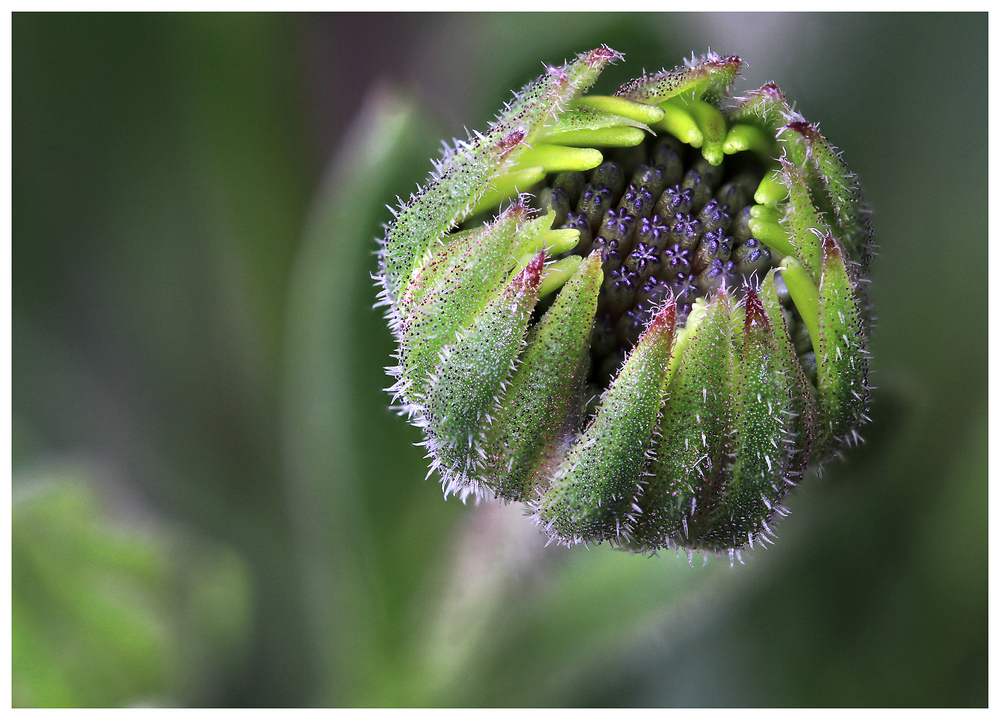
(376, 47, 873, 558)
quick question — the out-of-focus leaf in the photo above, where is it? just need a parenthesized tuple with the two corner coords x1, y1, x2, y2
(282, 84, 463, 705)
(12, 467, 251, 707)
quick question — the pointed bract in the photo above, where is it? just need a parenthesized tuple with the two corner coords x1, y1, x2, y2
(398, 202, 527, 398)
(778, 159, 828, 282)
(422, 253, 545, 499)
(631, 291, 735, 551)
(535, 299, 676, 546)
(379, 48, 621, 311)
(481, 252, 604, 502)
(780, 121, 874, 269)
(616, 53, 743, 105)
(815, 235, 871, 454)
(694, 288, 796, 550)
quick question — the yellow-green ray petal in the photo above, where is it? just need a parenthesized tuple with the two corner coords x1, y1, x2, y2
(573, 94, 666, 124)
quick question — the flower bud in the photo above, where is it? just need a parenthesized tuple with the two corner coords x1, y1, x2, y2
(376, 47, 873, 558)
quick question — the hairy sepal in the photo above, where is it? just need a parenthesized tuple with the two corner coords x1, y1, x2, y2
(616, 52, 744, 105)
(534, 298, 677, 546)
(729, 84, 873, 270)
(481, 252, 604, 502)
(397, 203, 526, 400)
(778, 159, 829, 282)
(815, 236, 870, 456)
(693, 288, 797, 551)
(422, 254, 545, 500)
(779, 121, 874, 269)
(759, 270, 819, 471)
(630, 291, 735, 552)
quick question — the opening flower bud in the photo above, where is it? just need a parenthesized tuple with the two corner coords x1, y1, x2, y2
(377, 47, 873, 558)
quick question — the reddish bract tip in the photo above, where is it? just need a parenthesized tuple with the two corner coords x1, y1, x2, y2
(506, 199, 529, 222)
(755, 82, 786, 102)
(706, 54, 743, 70)
(545, 64, 568, 82)
(645, 294, 677, 335)
(516, 250, 546, 290)
(743, 285, 771, 331)
(712, 286, 733, 307)
(585, 45, 624, 67)
(785, 120, 821, 142)
(497, 128, 526, 160)
(822, 234, 843, 262)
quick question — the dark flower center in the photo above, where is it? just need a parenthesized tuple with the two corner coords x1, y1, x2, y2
(533, 136, 782, 388)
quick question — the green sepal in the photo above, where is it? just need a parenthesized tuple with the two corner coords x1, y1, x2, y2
(481, 252, 604, 501)
(422, 253, 545, 499)
(535, 298, 677, 545)
(694, 288, 797, 551)
(759, 270, 819, 469)
(780, 121, 874, 268)
(397, 203, 527, 397)
(616, 53, 743, 105)
(399, 203, 516, 317)
(630, 290, 735, 551)
(380, 130, 526, 311)
(814, 235, 870, 454)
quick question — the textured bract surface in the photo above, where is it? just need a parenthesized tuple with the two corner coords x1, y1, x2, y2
(376, 47, 873, 558)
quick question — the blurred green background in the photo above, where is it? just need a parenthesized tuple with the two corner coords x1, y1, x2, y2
(12, 12, 987, 707)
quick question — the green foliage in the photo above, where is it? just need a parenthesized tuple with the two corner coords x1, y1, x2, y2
(12, 470, 250, 707)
